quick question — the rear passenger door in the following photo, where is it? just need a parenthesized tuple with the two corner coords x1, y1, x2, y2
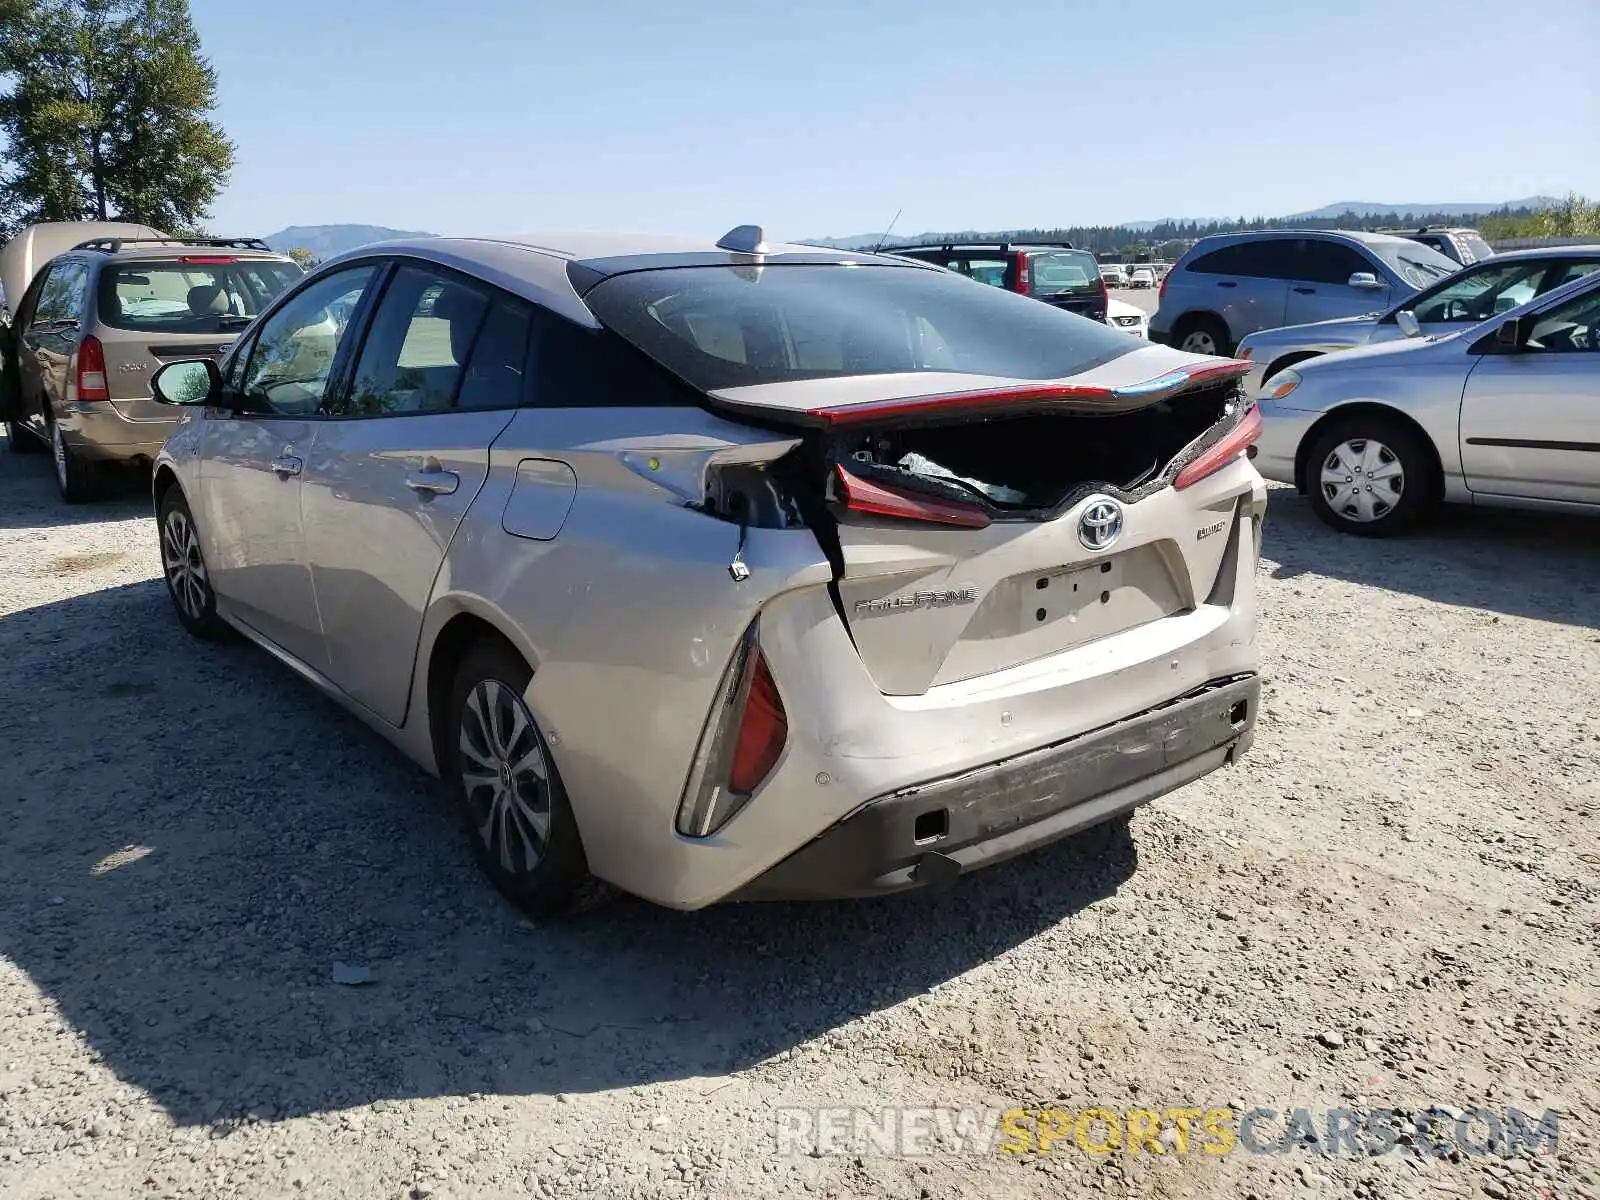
(1284, 239, 1392, 327)
(1183, 241, 1296, 341)
(18, 260, 89, 428)
(299, 261, 531, 726)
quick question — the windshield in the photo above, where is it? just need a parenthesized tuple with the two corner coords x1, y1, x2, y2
(1405, 260, 1554, 324)
(1030, 250, 1103, 296)
(98, 259, 302, 335)
(1371, 241, 1460, 289)
(582, 263, 1140, 393)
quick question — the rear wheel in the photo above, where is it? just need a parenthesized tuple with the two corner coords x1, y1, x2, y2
(159, 488, 229, 639)
(1173, 315, 1232, 357)
(1304, 416, 1436, 537)
(50, 418, 102, 503)
(445, 640, 604, 918)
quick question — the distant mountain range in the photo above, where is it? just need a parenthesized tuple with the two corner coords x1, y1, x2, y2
(261, 224, 436, 260)
(812, 197, 1562, 247)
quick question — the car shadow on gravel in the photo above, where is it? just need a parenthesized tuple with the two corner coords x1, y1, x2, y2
(1264, 492, 1600, 628)
(0, 580, 1136, 1127)
(0, 442, 151, 530)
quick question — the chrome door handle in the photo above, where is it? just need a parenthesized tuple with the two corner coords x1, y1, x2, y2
(405, 469, 459, 496)
(271, 455, 302, 477)
(1293, 286, 1315, 294)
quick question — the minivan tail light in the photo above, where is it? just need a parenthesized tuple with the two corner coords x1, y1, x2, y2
(676, 624, 789, 837)
(74, 335, 110, 401)
(1175, 406, 1262, 489)
(1014, 251, 1031, 296)
(836, 466, 991, 528)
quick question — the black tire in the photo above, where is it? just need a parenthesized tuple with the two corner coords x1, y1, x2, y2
(1303, 415, 1436, 538)
(444, 639, 605, 918)
(6, 419, 43, 454)
(49, 417, 102, 503)
(157, 488, 229, 639)
(1172, 314, 1232, 358)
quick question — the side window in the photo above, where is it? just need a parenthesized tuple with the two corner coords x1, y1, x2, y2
(341, 266, 489, 418)
(31, 262, 87, 327)
(455, 299, 532, 411)
(964, 258, 1009, 288)
(530, 312, 701, 408)
(1187, 243, 1299, 277)
(238, 265, 379, 416)
(1551, 262, 1600, 289)
(1295, 240, 1375, 286)
(1525, 287, 1600, 354)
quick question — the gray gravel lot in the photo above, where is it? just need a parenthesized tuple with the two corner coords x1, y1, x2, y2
(1, 434, 1597, 1199)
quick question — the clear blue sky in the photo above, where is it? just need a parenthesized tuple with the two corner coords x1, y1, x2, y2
(195, 0, 1600, 240)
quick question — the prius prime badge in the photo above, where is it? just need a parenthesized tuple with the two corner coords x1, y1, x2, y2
(1078, 497, 1124, 551)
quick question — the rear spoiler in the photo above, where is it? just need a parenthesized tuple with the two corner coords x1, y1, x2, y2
(707, 360, 1253, 431)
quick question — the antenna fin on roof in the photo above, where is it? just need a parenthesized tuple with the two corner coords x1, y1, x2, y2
(716, 225, 768, 255)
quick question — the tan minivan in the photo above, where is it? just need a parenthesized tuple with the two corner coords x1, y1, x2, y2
(1, 222, 301, 501)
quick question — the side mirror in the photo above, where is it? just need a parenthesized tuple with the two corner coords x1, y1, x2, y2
(1494, 316, 1530, 351)
(1348, 272, 1384, 291)
(1394, 310, 1421, 338)
(151, 358, 222, 407)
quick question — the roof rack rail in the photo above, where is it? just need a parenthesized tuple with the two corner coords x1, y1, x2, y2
(72, 236, 276, 254)
(888, 239, 1078, 254)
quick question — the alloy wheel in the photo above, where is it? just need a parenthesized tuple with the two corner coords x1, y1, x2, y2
(1319, 437, 1405, 524)
(457, 679, 552, 875)
(1179, 329, 1219, 355)
(161, 507, 210, 621)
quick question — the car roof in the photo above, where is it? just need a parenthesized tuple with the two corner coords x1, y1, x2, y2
(314, 232, 943, 329)
(1477, 244, 1600, 262)
(1190, 228, 1420, 250)
(84, 246, 293, 263)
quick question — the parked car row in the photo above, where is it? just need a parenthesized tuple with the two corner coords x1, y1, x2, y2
(2, 219, 1265, 917)
(0, 221, 304, 500)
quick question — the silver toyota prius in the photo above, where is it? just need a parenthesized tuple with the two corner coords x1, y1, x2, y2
(148, 228, 1265, 915)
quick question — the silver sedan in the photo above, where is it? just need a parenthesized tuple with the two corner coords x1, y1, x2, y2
(1237, 246, 1600, 395)
(1254, 269, 1600, 536)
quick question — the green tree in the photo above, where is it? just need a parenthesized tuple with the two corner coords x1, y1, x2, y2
(286, 245, 315, 269)
(0, 0, 233, 237)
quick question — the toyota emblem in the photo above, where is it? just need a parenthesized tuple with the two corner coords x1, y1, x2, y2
(1078, 497, 1124, 551)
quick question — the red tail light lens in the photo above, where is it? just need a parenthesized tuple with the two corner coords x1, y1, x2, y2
(1099, 276, 1110, 312)
(74, 335, 109, 401)
(728, 652, 787, 795)
(1175, 406, 1263, 489)
(676, 624, 789, 837)
(1014, 251, 1031, 296)
(836, 466, 991, 528)
(1158, 270, 1169, 302)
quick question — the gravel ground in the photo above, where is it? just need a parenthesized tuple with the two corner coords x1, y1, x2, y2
(1, 435, 1597, 1200)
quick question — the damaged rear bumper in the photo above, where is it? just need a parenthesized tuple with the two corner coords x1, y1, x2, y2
(731, 673, 1259, 902)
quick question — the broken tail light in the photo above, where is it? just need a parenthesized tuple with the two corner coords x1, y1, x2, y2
(836, 466, 991, 528)
(1174, 406, 1263, 489)
(676, 623, 789, 837)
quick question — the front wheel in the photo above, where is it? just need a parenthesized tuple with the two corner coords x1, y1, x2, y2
(1303, 417, 1436, 537)
(158, 489, 229, 638)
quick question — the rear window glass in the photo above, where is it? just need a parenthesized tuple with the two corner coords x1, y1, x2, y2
(1029, 251, 1102, 295)
(97, 259, 302, 335)
(581, 263, 1138, 392)
(1370, 241, 1459, 289)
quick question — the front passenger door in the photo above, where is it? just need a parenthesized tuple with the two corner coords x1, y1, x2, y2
(300, 263, 531, 726)
(1460, 284, 1600, 505)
